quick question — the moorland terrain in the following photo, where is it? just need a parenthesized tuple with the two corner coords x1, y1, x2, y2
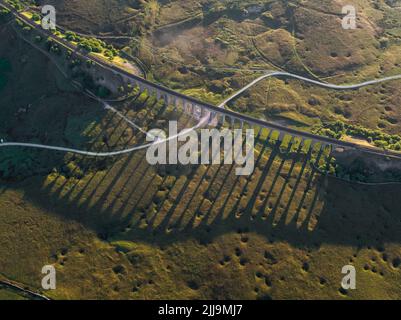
(1, 0, 401, 299)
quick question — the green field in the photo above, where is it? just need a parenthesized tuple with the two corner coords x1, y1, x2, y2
(0, 58, 11, 92)
(0, 288, 28, 300)
(1, 0, 401, 300)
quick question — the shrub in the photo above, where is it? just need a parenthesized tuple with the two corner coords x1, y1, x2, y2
(15, 18, 24, 27)
(318, 120, 401, 152)
(86, 60, 93, 68)
(78, 38, 104, 53)
(32, 13, 40, 21)
(0, 8, 10, 16)
(65, 31, 79, 42)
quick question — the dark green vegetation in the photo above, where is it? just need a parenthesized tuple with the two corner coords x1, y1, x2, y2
(0, 58, 11, 92)
(0, 287, 28, 300)
(3, 0, 24, 11)
(315, 120, 401, 151)
(0, 30, 107, 180)
(1, 0, 401, 300)
(31, 0, 401, 142)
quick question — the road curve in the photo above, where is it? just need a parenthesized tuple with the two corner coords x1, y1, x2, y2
(217, 71, 401, 108)
(0, 116, 209, 156)
(2, 1, 401, 159)
(2, 70, 401, 158)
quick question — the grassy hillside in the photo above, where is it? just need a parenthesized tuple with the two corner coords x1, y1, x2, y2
(0, 287, 28, 300)
(1, 0, 401, 300)
(31, 0, 401, 138)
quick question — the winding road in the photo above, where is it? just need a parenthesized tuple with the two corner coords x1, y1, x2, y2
(2, 70, 401, 158)
(2, 1, 401, 160)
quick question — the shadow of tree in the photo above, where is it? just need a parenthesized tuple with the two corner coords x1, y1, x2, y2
(7, 97, 401, 250)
